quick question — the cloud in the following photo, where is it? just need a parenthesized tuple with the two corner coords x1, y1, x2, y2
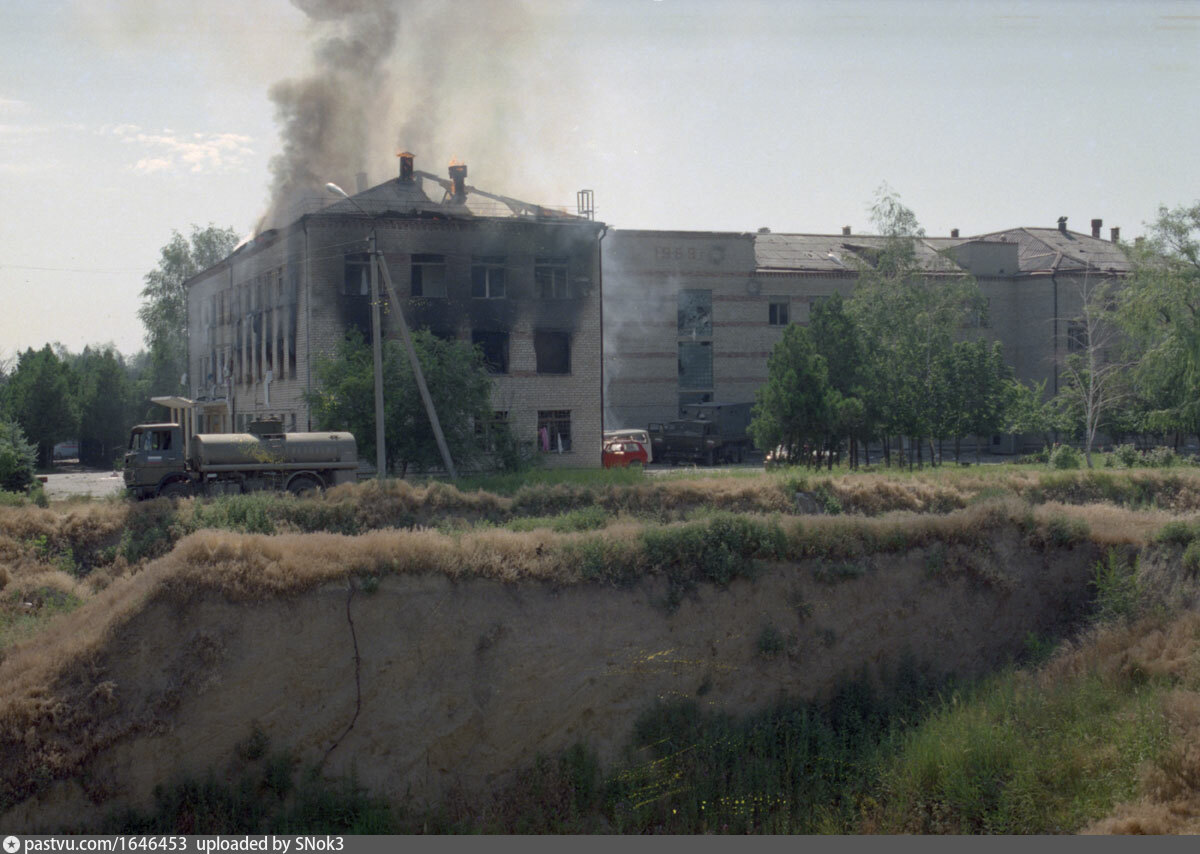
(112, 126, 255, 174)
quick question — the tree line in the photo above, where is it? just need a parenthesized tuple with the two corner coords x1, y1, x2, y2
(750, 192, 1200, 470)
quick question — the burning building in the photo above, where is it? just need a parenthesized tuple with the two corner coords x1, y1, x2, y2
(184, 154, 605, 468)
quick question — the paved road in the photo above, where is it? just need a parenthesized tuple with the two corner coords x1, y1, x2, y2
(40, 467, 126, 500)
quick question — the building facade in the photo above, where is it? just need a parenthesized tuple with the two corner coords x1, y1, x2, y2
(185, 156, 605, 469)
(602, 219, 1132, 452)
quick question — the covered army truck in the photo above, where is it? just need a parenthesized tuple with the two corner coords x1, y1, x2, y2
(124, 397, 357, 499)
(648, 401, 755, 466)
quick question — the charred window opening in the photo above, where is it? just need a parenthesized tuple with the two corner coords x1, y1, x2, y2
(678, 341, 713, 390)
(535, 258, 570, 299)
(472, 330, 509, 374)
(412, 254, 447, 297)
(678, 289, 712, 337)
(343, 254, 370, 295)
(475, 410, 509, 451)
(769, 300, 789, 326)
(534, 330, 571, 374)
(471, 256, 506, 299)
(537, 410, 572, 453)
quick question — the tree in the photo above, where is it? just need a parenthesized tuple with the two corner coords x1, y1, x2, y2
(75, 347, 134, 467)
(0, 418, 36, 493)
(750, 324, 834, 465)
(5, 345, 76, 468)
(1056, 273, 1130, 467)
(137, 224, 239, 405)
(1116, 201, 1200, 445)
(809, 292, 872, 467)
(307, 329, 494, 476)
(847, 186, 985, 466)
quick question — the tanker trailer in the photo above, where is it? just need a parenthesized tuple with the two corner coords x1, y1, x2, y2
(124, 420, 357, 498)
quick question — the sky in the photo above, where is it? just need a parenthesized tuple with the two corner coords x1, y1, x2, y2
(1, 0, 1197, 360)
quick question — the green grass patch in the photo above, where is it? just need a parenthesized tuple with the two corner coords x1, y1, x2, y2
(0, 587, 83, 650)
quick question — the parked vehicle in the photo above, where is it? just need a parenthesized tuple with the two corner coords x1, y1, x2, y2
(648, 401, 755, 465)
(604, 428, 653, 462)
(602, 439, 649, 469)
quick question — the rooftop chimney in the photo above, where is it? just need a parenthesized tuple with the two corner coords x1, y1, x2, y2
(950, 228, 960, 238)
(355, 171, 368, 194)
(1091, 218, 1102, 238)
(448, 162, 467, 203)
(1057, 216, 1068, 234)
(398, 151, 414, 182)
(842, 225, 851, 236)
(1110, 226, 1120, 243)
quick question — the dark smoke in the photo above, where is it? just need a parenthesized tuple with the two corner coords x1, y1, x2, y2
(263, 0, 399, 230)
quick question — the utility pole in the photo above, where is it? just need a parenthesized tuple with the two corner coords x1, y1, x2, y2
(368, 228, 386, 479)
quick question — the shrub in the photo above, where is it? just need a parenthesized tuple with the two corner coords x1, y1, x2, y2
(813, 483, 843, 515)
(1155, 520, 1198, 546)
(1090, 549, 1142, 624)
(757, 624, 786, 658)
(1182, 540, 1200, 577)
(1114, 444, 1139, 468)
(1049, 444, 1082, 470)
(1145, 446, 1178, 468)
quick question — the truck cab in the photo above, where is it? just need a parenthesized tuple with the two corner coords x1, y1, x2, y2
(124, 423, 189, 499)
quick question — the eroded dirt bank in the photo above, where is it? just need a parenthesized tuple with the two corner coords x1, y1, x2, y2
(0, 524, 1105, 831)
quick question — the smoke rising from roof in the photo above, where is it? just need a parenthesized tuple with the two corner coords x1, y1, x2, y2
(260, 0, 548, 233)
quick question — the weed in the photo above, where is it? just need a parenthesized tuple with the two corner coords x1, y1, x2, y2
(757, 624, 786, 659)
(1183, 541, 1200, 577)
(1090, 549, 1142, 625)
(813, 483, 843, 515)
(359, 574, 381, 595)
(812, 561, 869, 585)
(924, 544, 948, 578)
(1156, 520, 1199, 546)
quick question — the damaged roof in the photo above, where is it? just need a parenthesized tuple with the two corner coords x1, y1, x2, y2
(753, 228, 1132, 276)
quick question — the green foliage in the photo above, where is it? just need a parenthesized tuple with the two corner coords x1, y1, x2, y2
(0, 587, 83, 650)
(1090, 549, 1142, 624)
(749, 324, 833, 457)
(74, 346, 135, 467)
(0, 418, 36, 493)
(136, 224, 238, 405)
(1144, 446, 1178, 468)
(756, 623, 786, 658)
(307, 328, 493, 476)
(1049, 444, 1082, 470)
(1114, 444, 1140, 467)
(5, 345, 77, 468)
(812, 482, 842, 515)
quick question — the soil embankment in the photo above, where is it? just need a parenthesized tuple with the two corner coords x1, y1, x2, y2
(1, 521, 1103, 831)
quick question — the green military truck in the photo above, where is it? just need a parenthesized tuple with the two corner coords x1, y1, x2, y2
(648, 401, 755, 466)
(124, 398, 357, 499)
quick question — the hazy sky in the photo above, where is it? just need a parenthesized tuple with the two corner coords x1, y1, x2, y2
(1, 0, 1197, 358)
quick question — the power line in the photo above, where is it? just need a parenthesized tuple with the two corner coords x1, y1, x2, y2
(0, 264, 145, 274)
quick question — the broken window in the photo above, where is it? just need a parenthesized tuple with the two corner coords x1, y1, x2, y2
(678, 289, 712, 337)
(534, 330, 571, 374)
(768, 300, 789, 326)
(535, 258, 570, 299)
(471, 256, 506, 298)
(472, 330, 509, 374)
(678, 341, 713, 390)
(412, 254, 447, 297)
(1067, 321, 1088, 353)
(537, 410, 572, 453)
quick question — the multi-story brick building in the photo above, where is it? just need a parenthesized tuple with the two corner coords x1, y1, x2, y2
(602, 218, 1132, 453)
(184, 155, 605, 469)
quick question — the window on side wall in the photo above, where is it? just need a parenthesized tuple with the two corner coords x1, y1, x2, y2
(537, 410, 571, 453)
(411, 254, 447, 297)
(535, 258, 570, 299)
(768, 299, 790, 326)
(471, 256, 506, 298)
(534, 330, 571, 374)
(475, 410, 509, 452)
(343, 254, 370, 296)
(472, 330, 509, 374)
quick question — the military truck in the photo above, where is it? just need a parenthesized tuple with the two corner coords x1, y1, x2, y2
(124, 398, 357, 499)
(648, 401, 755, 466)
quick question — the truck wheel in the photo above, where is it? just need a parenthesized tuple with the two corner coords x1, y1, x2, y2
(288, 475, 322, 496)
(159, 481, 190, 500)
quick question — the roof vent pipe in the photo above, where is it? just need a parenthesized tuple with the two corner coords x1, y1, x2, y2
(1057, 216, 1068, 234)
(1110, 226, 1120, 243)
(950, 228, 959, 238)
(448, 162, 467, 202)
(398, 151, 414, 182)
(1091, 218, 1102, 238)
(842, 225, 851, 236)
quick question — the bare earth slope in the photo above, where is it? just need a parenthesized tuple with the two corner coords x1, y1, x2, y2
(0, 521, 1102, 832)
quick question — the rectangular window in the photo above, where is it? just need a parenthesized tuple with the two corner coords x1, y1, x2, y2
(411, 254, 447, 297)
(343, 254, 370, 296)
(471, 256, 506, 298)
(534, 330, 571, 374)
(1067, 321, 1088, 352)
(678, 341, 713, 390)
(768, 300, 790, 326)
(537, 410, 572, 453)
(678, 289, 712, 337)
(535, 258, 570, 299)
(472, 330, 509, 374)
(475, 410, 509, 451)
